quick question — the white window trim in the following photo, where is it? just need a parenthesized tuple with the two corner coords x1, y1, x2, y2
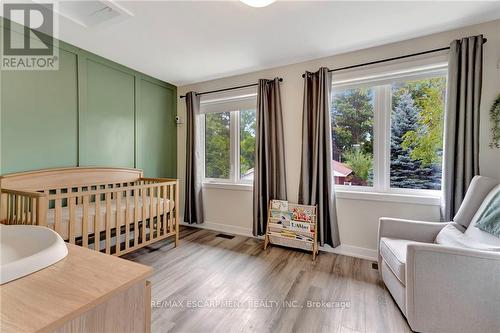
(200, 94, 257, 186)
(203, 182, 253, 192)
(331, 61, 447, 200)
(334, 189, 441, 206)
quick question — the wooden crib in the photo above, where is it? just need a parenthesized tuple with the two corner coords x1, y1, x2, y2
(0, 167, 179, 256)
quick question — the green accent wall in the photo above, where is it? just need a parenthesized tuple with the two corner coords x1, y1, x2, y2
(80, 59, 136, 167)
(0, 21, 177, 178)
(1, 48, 79, 172)
(137, 78, 177, 177)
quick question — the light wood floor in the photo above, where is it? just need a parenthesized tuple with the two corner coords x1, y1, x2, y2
(123, 227, 411, 333)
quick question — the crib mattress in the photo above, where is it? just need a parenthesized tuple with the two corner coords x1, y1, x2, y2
(46, 195, 174, 240)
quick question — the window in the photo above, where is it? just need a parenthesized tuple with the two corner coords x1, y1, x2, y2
(390, 77, 446, 190)
(205, 112, 231, 179)
(202, 95, 257, 184)
(331, 65, 447, 195)
(332, 86, 375, 187)
(239, 109, 256, 181)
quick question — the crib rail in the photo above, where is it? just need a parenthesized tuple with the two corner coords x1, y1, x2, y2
(0, 189, 48, 226)
(1, 177, 179, 256)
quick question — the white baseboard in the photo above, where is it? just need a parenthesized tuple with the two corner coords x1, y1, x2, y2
(180, 220, 377, 261)
(180, 220, 254, 238)
(319, 244, 378, 261)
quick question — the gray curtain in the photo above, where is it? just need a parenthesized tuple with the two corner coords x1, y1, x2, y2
(184, 91, 204, 224)
(253, 78, 287, 236)
(299, 67, 340, 247)
(442, 35, 483, 221)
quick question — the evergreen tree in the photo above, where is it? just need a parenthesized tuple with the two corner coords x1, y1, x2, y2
(331, 88, 374, 159)
(205, 112, 230, 178)
(239, 109, 256, 177)
(390, 92, 441, 189)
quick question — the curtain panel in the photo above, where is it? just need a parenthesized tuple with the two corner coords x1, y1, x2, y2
(184, 91, 204, 224)
(253, 78, 287, 236)
(442, 35, 483, 221)
(299, 67, 340, 247)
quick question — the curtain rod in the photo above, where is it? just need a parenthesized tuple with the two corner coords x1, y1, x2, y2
(180, 78, 283, 98)
(302, 37, 488, 78)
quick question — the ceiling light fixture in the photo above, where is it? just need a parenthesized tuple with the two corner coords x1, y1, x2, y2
(240, 0, 276, 8)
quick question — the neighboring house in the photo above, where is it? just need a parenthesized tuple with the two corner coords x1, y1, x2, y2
(241, 161, 353, 185)
(332, 160, 353, 185)
(241, 168, 255, 181)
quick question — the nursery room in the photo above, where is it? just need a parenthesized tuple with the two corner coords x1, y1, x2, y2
(1, 1, 500, 332)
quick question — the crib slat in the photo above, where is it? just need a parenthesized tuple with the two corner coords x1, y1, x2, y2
(20, 196, 25, 224)
(175, 181, 179, 245)
(26, 197, 31, 224)
(150, 186, 155, 241)
(19, 196, 24, 224)
(25, 196, 30, 224)
(12, 195, 16, 224)
(16, 197, 20, 224)
(168, 184, 173, 233)
(30, 197, 35, 225)
(26, 197, 32, 225)
(16, 195, 21, 224)
(82, 195, 89, 248)
(20, 195, 24, 224)
(167, 185, 171, 233)
(161, 185, 166, 235)
(156, 185, 161, 238)
(25, 196, 29, 224)
(94, 190, 101, 252)
(125, 189, 130, 251)
(142, 188, 147, 244)
(54, 189, 62, 236)
(115, 190, 122, 255)
(105, 192, 112, 255)
(8, 195, 12, 223)
(11, 195, 15, 224)
(31, 197, 36, 225)
(134, 190, 139, 247)
(69, 196, 76, 244)
(6, 195, 10, 223)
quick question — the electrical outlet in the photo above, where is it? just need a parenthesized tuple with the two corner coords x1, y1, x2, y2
(175, 115, 183, 126)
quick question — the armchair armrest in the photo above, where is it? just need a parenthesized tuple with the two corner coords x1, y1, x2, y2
(406, 243, 500, 333)
(378, 217, 458, 244)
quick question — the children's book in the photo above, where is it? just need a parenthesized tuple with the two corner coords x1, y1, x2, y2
(291, 207, 313, 222)
(271, 200, 289, 212)
(270, 210, 292, 222)
(289, 220, 311, 232)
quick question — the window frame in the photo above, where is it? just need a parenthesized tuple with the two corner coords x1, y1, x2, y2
(200, 95, 257, 186)
(331, 62, 448, 199)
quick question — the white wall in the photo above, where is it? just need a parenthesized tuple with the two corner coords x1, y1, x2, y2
(177, 20, 500, 260)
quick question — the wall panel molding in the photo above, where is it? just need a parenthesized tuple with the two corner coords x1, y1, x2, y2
(1, 19, 177, 177)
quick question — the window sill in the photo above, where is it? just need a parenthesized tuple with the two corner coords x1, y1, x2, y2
(203, 182, 253, 192)
(335, 189, 441, 206)
(201, 183, 440, 205)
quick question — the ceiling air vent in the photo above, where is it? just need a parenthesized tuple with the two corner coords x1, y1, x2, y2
(57, 1, 133, 27)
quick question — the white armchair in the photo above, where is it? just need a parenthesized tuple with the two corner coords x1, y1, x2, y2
(378, 176, 500, 333)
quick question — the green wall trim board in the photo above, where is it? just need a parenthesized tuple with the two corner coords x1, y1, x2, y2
(1, 19, 177, 178)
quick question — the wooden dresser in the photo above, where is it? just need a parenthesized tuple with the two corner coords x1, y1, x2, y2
(0, 244, 152, 333)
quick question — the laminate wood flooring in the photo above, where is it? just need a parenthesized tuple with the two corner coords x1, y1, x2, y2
(123, 227, 411, 333)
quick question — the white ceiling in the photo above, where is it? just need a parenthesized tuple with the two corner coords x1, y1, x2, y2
(55, 1, 500, 86)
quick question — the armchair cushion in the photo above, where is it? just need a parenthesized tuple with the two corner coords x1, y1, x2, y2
(380, 237, 421, 284)
(453, 176, 498, 228)
(435, 224, 500, 251)
(474, 187, 500, 238)
(465, 185, 500, 247)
